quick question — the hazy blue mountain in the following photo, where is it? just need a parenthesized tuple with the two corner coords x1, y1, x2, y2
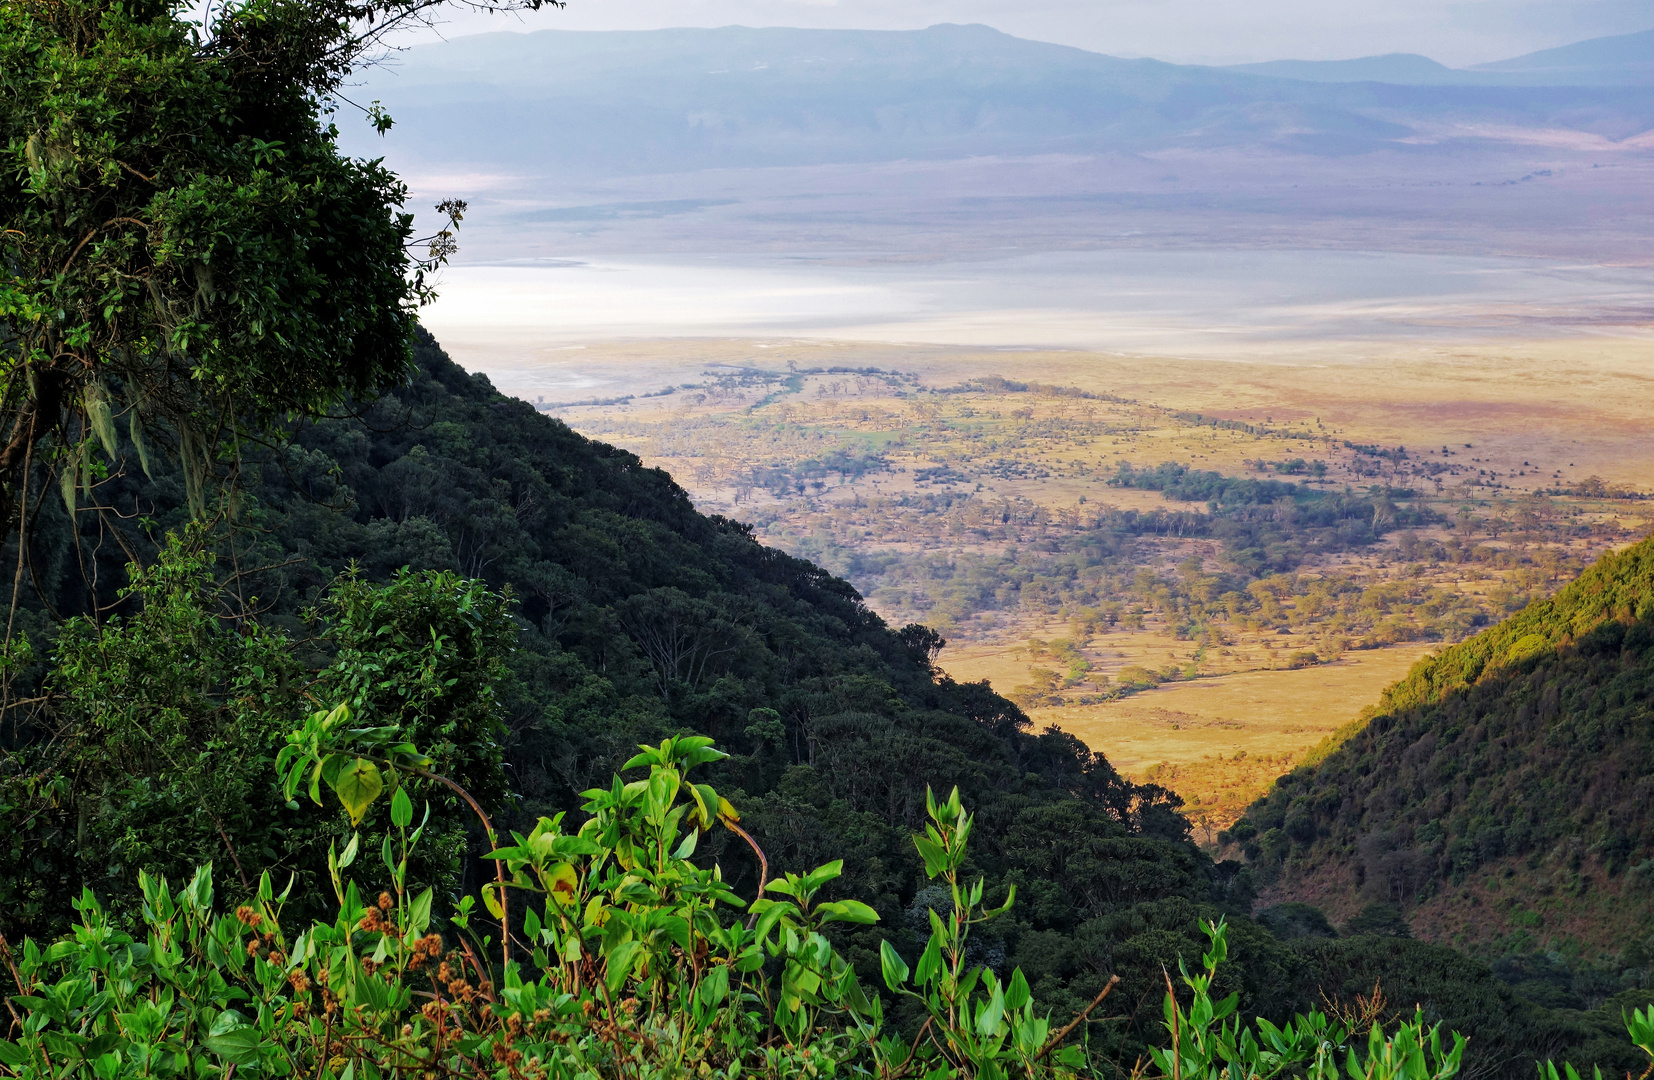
(1219, 30, 1654, 87)
(347, 23, 1654, 181)
(1469, 28, 1654, 85)
(1219, 54, 1474, 85)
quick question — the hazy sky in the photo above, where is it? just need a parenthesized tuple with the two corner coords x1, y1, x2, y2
(415, 0, 1654, 67)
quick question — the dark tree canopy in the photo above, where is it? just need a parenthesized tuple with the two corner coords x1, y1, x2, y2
(0, 0, 541, 525)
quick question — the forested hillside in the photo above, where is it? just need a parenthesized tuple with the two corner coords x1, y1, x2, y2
(0, 331, 1231, 1057)
(1234, 535, 1654, 960)
(2, 332, 1648, 1077)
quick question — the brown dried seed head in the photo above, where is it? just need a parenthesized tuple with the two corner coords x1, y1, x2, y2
(378, 892, 394, 912)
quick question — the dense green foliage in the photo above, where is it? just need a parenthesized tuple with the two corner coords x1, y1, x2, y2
(0, 333, 1245, 1062)
(1235, 534, 1654, 897)
(1232, 535, 1654, 1040)
(7, 5, 1650, 1074)
(0, 0, 450, 524)
(0, 526, 520, 932)
(16, 721, 1642, 1080)
(2, 335, 1651, 1075)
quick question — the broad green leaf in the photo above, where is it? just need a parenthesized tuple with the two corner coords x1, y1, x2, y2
(698, 965, 730, 1007)
(915, 933, 943, 986)
(390, 785, 413, 828)
(333, 758, 383, 825)
(818, 899, 879, 925)
(408, 888, 433, 938)
(913, 835, 948, 878)
(880, 940, 910, 991)
(605, 940, 641, 992)
(977, 983, 1006, 1037)
(203, 1025, 261, 1065)
(1006, 968, 1031, 1010)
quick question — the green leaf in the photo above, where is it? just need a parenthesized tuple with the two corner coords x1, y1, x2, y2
(698, 965, 730, 1007)
(390, 785, 413, 828)
(818, 899, 879, 925)
(522, 906, 542, 941)
(333, 758, 383, 825)
(977, 983, 1006, 1037)
(1006, 968, 1031, 1011)
(605, 940, 641, 992)
(913, 835, 948, 879)
(203, 1026, 262, 1065)
(880, 940, 910, 991)
(408, 888, 433, 938)
(915, 933, 943, 986)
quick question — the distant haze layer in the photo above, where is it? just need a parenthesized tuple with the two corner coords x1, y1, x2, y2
(422, 249, 1654, 396)
(345, 23, 1654, 359)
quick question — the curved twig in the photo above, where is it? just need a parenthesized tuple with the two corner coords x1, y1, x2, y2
(414, 768, 510, 975)
(723, 817, 769, 928)
(1034, 973, 1120, 1063)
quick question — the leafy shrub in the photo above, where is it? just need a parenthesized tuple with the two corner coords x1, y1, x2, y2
(14, 717, 1621, 1080)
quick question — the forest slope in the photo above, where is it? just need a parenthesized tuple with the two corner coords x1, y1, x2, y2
(2, 333, 1650, 1076)
(0, 330, 1258, 1066)
(1234, 534, 1654, 953)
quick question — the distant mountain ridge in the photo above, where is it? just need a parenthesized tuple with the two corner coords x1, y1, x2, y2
(1220, 28, 1654, 86)
(345, 23, 1654, 182)
(1471, 28, 1654, 86)
(1220, 54, 1471, 86)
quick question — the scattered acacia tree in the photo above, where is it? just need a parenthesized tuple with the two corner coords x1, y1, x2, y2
(0, 0, 546, 530)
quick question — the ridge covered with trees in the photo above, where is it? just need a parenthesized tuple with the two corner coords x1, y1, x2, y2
(1234, 534, 1654, 977)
